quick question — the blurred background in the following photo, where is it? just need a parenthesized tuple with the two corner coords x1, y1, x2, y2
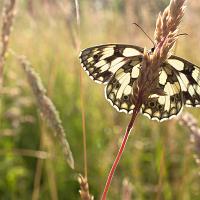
(0, 0, 200, 199)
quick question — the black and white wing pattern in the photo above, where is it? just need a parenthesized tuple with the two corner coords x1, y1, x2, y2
(167, 56, 200, 107)
(141, 64, 183, 122)
(79, 44, 143, 84)
(79, 43, 200, 122)
(105, 57, 142, 113)
(141, 56, 200, 122)
(80, 44, 143, 113)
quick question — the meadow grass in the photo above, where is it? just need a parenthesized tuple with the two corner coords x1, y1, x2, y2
(0, 1, 200, 200)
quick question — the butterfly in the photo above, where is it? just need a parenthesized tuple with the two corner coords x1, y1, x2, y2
(79, 44, 200, 122)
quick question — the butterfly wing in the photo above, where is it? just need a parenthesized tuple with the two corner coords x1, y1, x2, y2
(141, 64, 183, 122)
(167, 56, 200, 107)
(79, 44, 143, 84)
(105, 57, 142, 113)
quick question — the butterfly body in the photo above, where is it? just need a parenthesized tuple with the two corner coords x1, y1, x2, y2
(79, 44, 200, 122)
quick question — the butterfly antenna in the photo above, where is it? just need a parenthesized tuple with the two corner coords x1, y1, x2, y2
(176, 33, 189, 37)
(132, 23, 155, 47)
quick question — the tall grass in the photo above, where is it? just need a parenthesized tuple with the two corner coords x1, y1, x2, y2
(0, 0, 200, 199)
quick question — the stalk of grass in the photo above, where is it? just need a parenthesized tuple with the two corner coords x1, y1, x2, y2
(0, 0, 16, 140)
(45, 130, 58, 200)
(156, 147, 165, 200)
(101, 101, 141, 200)
(101, 0, 186, 199)
(74, 0, 88, 178)
(0, 0, 16, 87)
(78, 174, 94, 200)
(178, 112, 200, 172)
(73, 0, 93, 198)
(14, 55, 74, 169)
(32, 120, 45, 200)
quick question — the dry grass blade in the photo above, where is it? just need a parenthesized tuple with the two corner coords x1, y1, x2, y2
(78, 174, 94, 200)
(178, 112, 200, 172)
(17, 56, 74, 169)
(0, 0, 16, 86)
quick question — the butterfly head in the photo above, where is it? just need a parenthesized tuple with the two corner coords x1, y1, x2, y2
(151, 47, 155, 53)
(148, 47, 155, 55)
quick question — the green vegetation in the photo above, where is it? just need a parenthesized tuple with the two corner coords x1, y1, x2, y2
(0, 1, 200, 199)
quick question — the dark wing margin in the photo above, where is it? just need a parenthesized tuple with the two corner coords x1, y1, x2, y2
(79, 44, 144, 84)
(167, 55, 200, 107)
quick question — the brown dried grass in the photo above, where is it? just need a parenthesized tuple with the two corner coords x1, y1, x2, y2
(0, 0, 16, 86)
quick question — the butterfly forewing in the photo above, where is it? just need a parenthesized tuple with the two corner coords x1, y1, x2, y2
(105, 57, 142, 113)
(79, 44, 143, 84)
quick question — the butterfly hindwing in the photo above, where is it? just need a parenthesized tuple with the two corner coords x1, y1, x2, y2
(79, 44, 143, 84)
(141, 64, 183, 121)
(105, 57, 142, 113)
(168, 56, 200, 107)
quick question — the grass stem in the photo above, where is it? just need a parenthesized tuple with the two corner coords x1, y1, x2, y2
(101, 100, 142, 200)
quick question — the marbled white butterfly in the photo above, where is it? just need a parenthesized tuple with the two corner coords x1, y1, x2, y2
(79, 44, 200, 122)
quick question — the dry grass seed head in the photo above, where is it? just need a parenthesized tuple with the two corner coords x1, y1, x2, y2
(135, 0, 186, 102)
(18, 56, 74, 169)
(78, 174, 94, 200)
(0, 0, 16, 86)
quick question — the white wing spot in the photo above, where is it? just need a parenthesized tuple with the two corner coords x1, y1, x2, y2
(153, 111, 161, 118)
(109, 58, 125, 73)
(121, 103, 128, 109)
(164, 82, 174, 96)
(159, 70, 167, 85)
(192, 68, 200, 80)
(87, 57, 93, 62)
(164, 96, 170, 111)
(116, 73, 131, 99)
(100, 63, 110, 72)
(130, 105, 135, 109)
(100, 50, 114, 59)
(168, 59, 184, 71)
(122, 48, 141, 57)
(188, 85, 195, 96)
(131, 64, 140, 78)
(124, 85, 132, 95)
(158, 96, 165, 104)
(179, 73, 189, 87)
(145, 108, 152, 115)
(95, 60, 107, 68)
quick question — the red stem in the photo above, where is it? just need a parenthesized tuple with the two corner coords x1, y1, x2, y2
(101, 100, 142, 200)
